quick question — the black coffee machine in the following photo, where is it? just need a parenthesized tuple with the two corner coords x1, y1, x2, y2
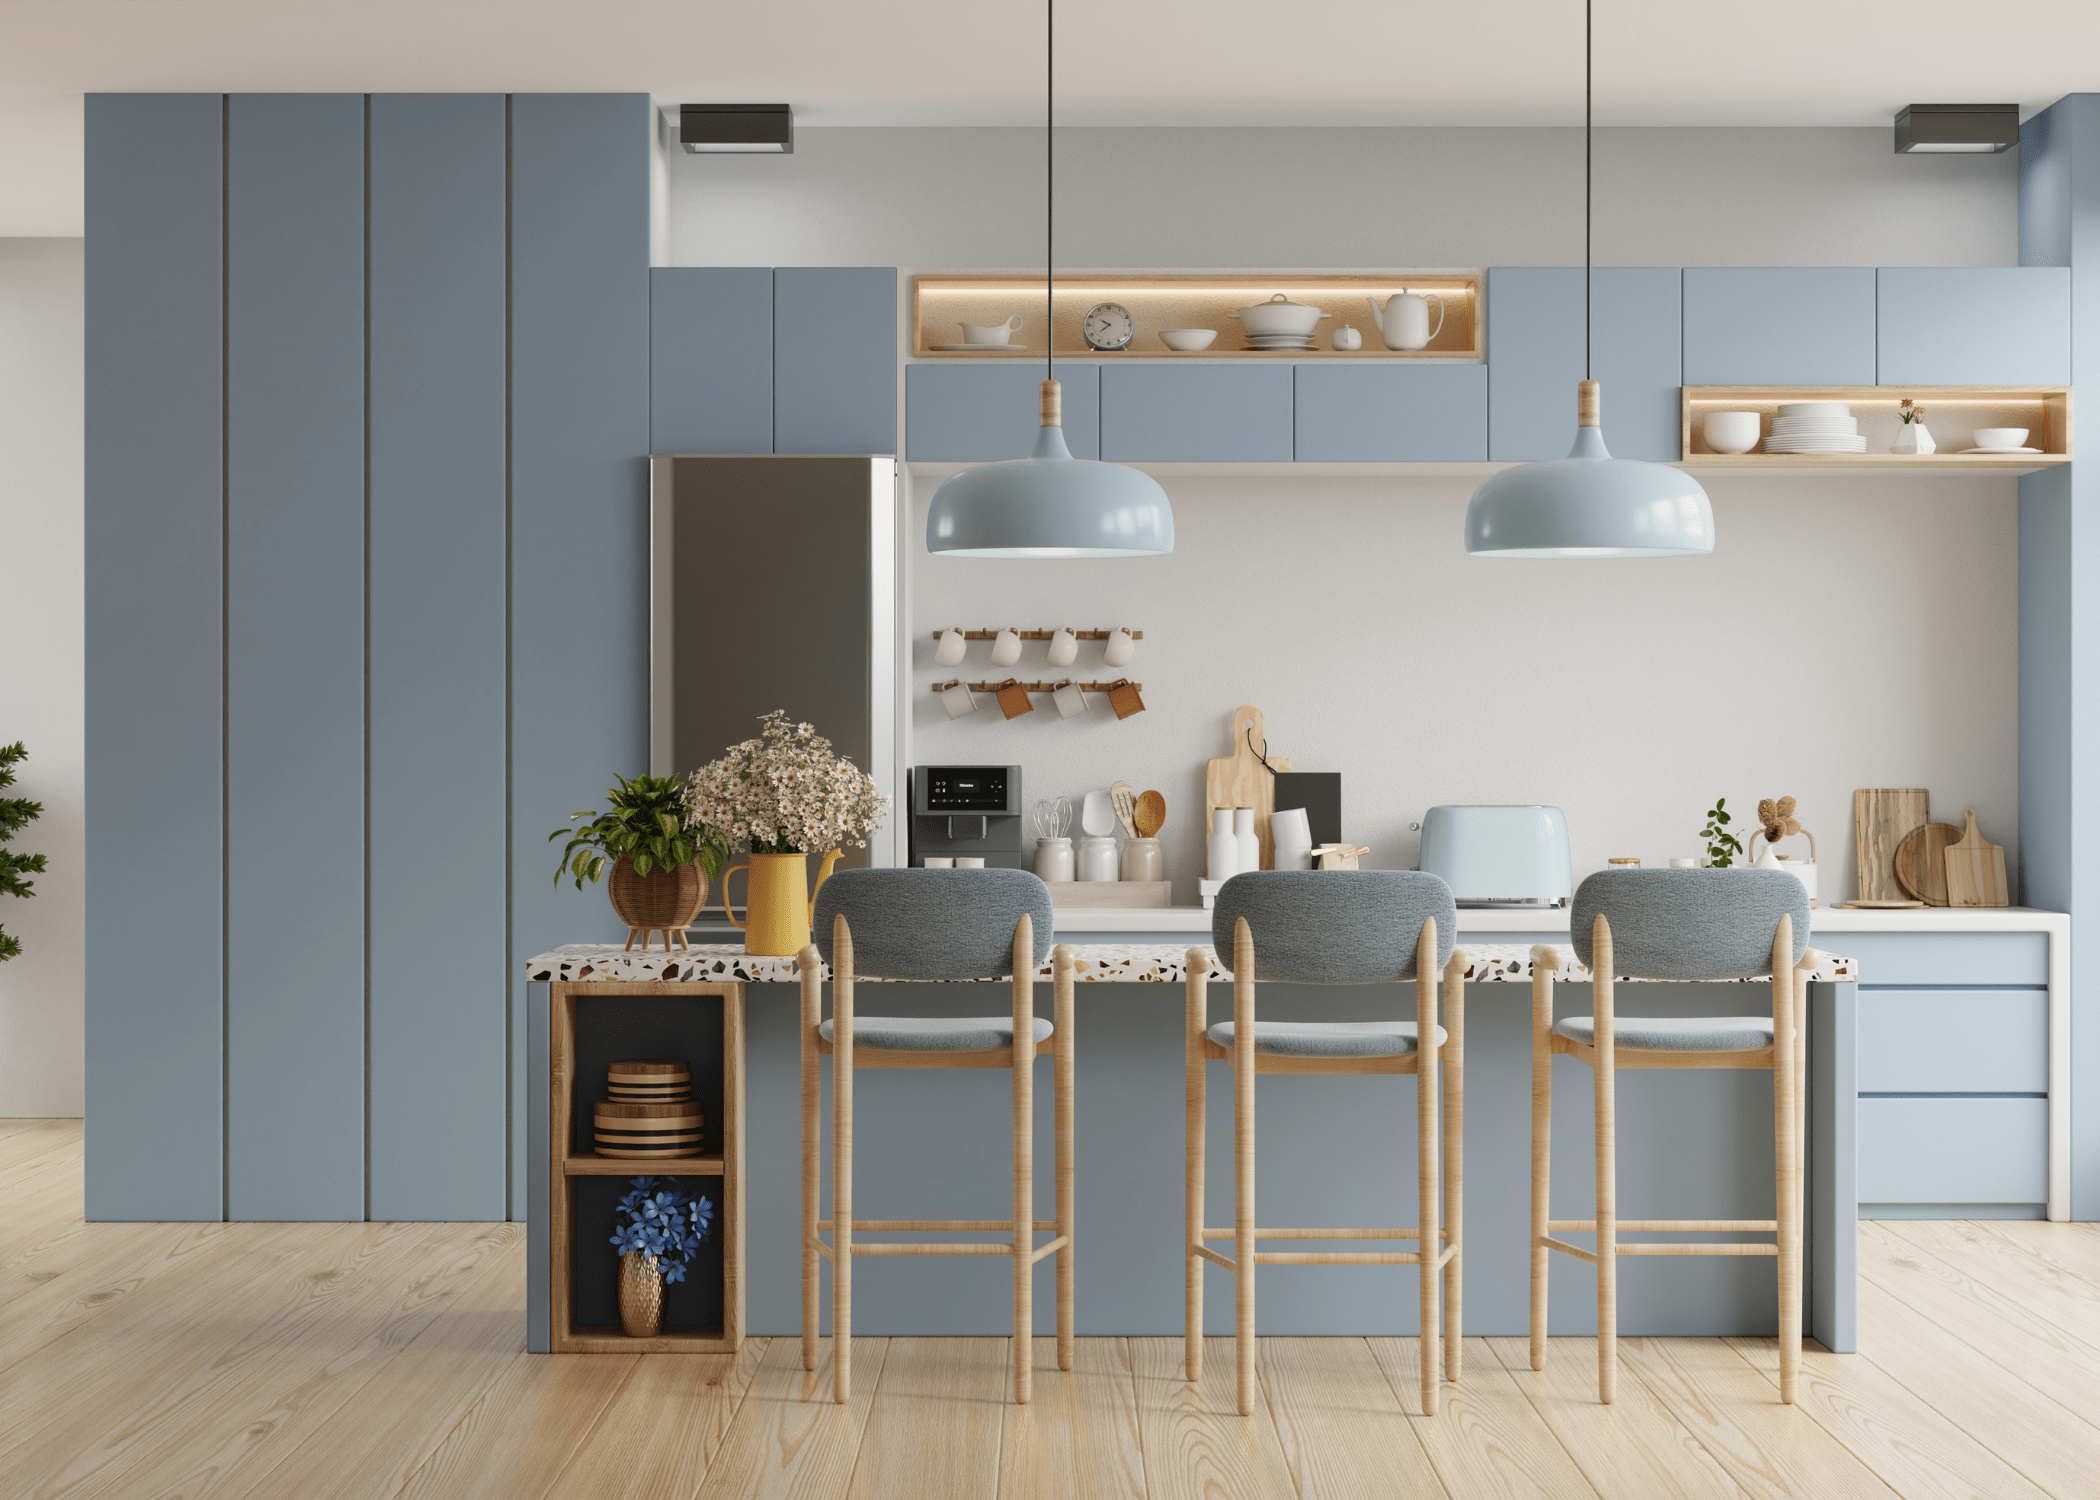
(908, 765, 1025, 869)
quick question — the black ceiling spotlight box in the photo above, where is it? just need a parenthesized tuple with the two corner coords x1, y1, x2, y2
(679, 104, 794, 154)
(1894, 104, 2017, 154)
(1273, 773, 1342, 848)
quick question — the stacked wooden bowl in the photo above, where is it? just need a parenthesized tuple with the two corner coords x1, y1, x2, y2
(593, 1060, 704, 1158)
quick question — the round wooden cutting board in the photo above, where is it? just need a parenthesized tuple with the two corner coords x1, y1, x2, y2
(1893, 822, 1963, 906)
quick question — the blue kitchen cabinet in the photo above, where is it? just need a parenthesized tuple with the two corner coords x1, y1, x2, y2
(652, 267, 775, 453)
(1877, 267, 2071, 386)
(1293, 364, 1486, 461)
(907, 362, 1100, 461)
(1859, 1098, 2048, 1213)
(1682, 267, 1877, 385)
(1488, 267, 1682, 461)
(1099, 365, 1294, 461)
(775, 267, 898, 455)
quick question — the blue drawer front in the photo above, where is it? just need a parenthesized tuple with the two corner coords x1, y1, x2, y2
(1835, 930, 2049, 987)
(1294, 364, 1487, 461)
(1858, 1097, 2046, 1204)
(1683, 267, 1877, 385)
(1100, 365, 1294, 462)
(1859, 989, 2047, 1093)
(906, 363, 1100, 461)
(1876, 267, 2071, 386)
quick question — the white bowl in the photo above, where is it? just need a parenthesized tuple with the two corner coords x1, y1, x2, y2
(1973, 427, 2029, 450)
(1703, 411, 1762, 454)
(1158, 328, 1217, 351)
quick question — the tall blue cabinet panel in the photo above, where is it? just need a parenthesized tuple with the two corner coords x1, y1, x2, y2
(82, 94, 226, 1221)
(906, 363, 1101, 461)
(1488, 268, 1682, 461)
(223, 94, 368, 1221)
(1294, 365, 1487, 461)
(652, 267, 775, 453)
(367, 94, 509, 1221)
(1876, 267, 2072, 386)
(774, 267, 898, 454)
(509, 94, 653, 1221)
(1682, 268, 1877, 386)
(1100, 365, 1295, 461)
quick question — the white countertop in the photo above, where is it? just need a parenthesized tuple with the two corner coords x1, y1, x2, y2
(1054, 904, 2068, 936)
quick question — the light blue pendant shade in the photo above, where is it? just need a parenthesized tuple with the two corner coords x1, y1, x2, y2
(925, 422, 1175, 557)
(1465, 412, 1714, 559)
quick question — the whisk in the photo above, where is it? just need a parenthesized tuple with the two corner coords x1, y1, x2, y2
(1033, 797, 1073, 839)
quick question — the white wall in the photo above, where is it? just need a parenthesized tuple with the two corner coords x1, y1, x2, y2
(911, 475, 2020, 907)
(671, 125, 2018, 269)
(0, 238, 84, 1116)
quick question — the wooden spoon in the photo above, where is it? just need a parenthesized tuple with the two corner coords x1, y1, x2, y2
(1134, 790, 1165, 839)
(1110, 781, 1138, 839)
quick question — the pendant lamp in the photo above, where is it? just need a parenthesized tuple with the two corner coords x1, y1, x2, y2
(1464, 0, 1712, 558)
(924, 0, 1174, 558)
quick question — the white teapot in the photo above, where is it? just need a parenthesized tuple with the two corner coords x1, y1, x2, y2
(1367, 289, 1446, 351)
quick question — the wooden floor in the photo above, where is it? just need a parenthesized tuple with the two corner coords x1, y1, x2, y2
(8, 1118, 2100, 1499)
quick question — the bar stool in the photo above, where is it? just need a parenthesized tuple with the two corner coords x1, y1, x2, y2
(1185, 870, 1469, 1417)
(797, 867, 1075, 1406)
(1529, 867, 1818, 1405)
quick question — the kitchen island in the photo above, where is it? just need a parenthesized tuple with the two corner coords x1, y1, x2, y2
(528, 937, 1860, 1354)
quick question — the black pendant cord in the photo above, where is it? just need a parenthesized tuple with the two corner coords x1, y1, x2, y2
(1585, 0, 1592, 381)
(1046, 0, 1054, 387)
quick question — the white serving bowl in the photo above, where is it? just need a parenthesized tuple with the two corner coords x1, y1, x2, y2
(1158, 328, 1217, 351)
(1973, 427, 2030, 450)
(1703, 411, 1762, 454)
(1228, 293, 1329, 337)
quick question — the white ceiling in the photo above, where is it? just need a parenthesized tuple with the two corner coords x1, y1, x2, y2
(1, 0, 2089, 234)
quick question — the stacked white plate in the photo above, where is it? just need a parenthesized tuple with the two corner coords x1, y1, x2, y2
(1245, 333, 1314, 350)
(1762, 401, 1866, 454)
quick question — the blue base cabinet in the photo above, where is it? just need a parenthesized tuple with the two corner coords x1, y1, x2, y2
(1100, 365, 1294, 462)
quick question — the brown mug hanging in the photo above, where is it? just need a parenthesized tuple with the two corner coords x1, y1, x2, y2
(993, 678, 1035, 719)
(1106, 679, 1146, 720)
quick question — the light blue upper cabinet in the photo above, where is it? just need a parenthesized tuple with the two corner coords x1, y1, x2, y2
(1488, 268, 1682, 461)
(1100, 365, 1294, 461)
(1683, 267, 1877, 385)
(652, 267, 774, 453)
(1876, 267, 2071, 386)
(775, 267, 898, 454)
(907, 362, 1100, 460)
(1295, 364, 1487, 461)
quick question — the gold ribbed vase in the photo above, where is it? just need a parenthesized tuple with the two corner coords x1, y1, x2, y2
(618, 1252, 665, 1338)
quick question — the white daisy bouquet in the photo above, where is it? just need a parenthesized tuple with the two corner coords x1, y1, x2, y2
(684, 710, 889, 856)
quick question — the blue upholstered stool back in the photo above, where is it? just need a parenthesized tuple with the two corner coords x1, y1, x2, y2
(812, 867, 1055, 980)
(1211, 870, 1458, 983)
(1569, 868, 1811, 981)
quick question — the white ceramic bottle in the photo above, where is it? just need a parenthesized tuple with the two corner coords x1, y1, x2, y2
(1234, 808, 1259, 875)
(1207, 808, 1239, 882)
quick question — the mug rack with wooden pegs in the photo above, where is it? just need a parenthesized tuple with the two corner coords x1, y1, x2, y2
(930, 628, 1143, 641)
(932, 680, 1142, 694)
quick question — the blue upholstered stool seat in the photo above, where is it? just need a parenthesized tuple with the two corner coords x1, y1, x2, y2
(1553, 1015, 1775, 1052)
(1207, 1019, 1450, 1058)
(819, 1015, 1054, 1052)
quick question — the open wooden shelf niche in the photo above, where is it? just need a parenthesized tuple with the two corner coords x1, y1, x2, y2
(1681, 386, 2072, 469)
(913, 274, 1480, 360)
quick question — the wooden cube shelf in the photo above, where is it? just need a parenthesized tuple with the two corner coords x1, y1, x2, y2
(549, 979, 744, 1355)
(1681, 385, 2072, 469)
(912, 274, 1480, 360)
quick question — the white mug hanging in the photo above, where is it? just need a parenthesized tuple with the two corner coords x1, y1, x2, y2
(939, 682, 978, 719)
(1046, 627, 1078, 668)
(934, 626, 967, 667)
(990, 627, 1023, 667)
(1050, 680, 1088, 719)
(1102, 627, 1135, 668)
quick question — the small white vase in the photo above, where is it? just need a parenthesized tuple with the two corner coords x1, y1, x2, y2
(1207, 809, 1239, 882)
(1034, 837, 1074, 883)
(1233, 808, 1260, 875)
(1893, 422, 1935, 455)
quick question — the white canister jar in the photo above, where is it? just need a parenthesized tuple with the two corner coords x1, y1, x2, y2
(1207, 808, 1239, 882)
(1233, 808, 1259, 874)
(1033, 838, 1074, 882)
(1120, 837, 1164, 883)
(1076, 835, 1120, 883)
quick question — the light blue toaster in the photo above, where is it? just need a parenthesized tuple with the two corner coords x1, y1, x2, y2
(1418, 805, 1572, 907)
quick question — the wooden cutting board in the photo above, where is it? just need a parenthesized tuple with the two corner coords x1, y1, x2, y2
(1854, 789, 1929, 903)
(1893, 822, 1963, 906)
(1205, 704, 1290, 872)
(1943, 808, 2010, 909)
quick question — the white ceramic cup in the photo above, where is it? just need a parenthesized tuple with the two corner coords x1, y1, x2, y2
(962, 315, 1023, 345)
(1973, 427, 2030, 450)
(934, 626, 967, 667)
(1331, 325, 1362, 351)
(1102, 627, 1135, 668)
(940, 682, 977, 719)
(1271, 806, 1312, 846)
(1050, 681, 1088, 719)
(989, 627, 1022, 667)
(1668, 857, 1696, 868)
(955, 857, 986, 868)
(1703, 411, 1762, 454)
(1045, 627, 1077, 667)
(923, 857, 954, 868)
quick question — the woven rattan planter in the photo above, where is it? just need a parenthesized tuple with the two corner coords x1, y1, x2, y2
(606, 857, 708, 952)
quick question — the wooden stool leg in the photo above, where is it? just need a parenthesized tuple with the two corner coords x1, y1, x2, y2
(1055, 945, 1076, 1374)
(1593, 915, 1617, 1406)
(1443, 949, 1466, 1386)
(1773, 916, 1802, 1404)
(1013, 915, 1034, 1406)
(1233, 918, 1257, 1418)
(1416, 918, 1441, 1416)
(1185, 949, 1208, 1384)
(798, 946, 822, 1374)
(833, 916, 854, 1405)
(1530, 955, 1554, 1371)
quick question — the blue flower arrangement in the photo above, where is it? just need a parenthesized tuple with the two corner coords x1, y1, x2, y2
(609, 1176, 715, 1284)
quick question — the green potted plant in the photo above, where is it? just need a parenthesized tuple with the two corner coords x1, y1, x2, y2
(0, 742, 46, 962)
(551, 774, 730, 951)
(1699, 796, 1744, 868)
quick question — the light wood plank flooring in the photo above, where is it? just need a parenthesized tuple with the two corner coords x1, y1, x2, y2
(6, 1118, 2100, 1499)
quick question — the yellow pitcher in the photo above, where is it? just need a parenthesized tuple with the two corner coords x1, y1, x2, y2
(719, 849, 844, 956)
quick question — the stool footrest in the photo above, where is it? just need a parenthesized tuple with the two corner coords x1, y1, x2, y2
(1191, 1244, 1237, 1273)
(1254, 1250, 1430, 1265)
(1539, 1235, 1600, 1265)
(819, 1219, 1058, 1232)
(1537, 1233, 1779, 1260)
(1199, 1226, 1442, 1241)
(853, 1242, 1017, 1256)
(1550, 1219, 1777, 1233)
(1029, 1234, 1072, 1264)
